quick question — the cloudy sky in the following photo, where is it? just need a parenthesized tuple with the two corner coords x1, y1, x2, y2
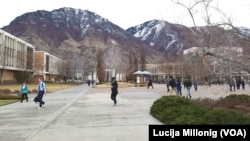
(1, 0, 250, 29)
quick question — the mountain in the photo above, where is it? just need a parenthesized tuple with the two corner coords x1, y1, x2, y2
(3, 7, 249, 67)
(2, 7, 165, 67)
(126, 20, 196, 60)
(126, 20, 250, 61)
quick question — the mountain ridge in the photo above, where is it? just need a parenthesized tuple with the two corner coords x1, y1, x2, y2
(2, 7, 249, 66)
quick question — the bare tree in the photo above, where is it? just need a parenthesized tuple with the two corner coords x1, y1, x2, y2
(103, 40, 122, 81)
(96, 47, 105, 83)
(125, 48, 138, 82)
(172, 0, 250, 83)
(139, 45, 147, 71)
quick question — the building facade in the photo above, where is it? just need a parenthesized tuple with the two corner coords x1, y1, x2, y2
(146, 63, 184, 83)
(34, 51, 61, 82)
(0, 29, 35, 83)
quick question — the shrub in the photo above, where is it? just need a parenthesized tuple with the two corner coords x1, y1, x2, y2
(215, 94, 250, 107)
(14, 90, 20, 94)
(2, 89, 11, 94)
(150, 95, 250, 125)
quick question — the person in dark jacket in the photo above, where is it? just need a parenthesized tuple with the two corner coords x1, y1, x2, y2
(184, 78, 192, 98)
(147, 79, 153, 89)
(242, 79, 245, 90)
(193, 79, 198, 91)
(170, 78, 177, 95)
(165, 78, 170, 92)
(87, 80, 91, 86)
(176, 78, 182, 96)
(111, 77, 118, 106)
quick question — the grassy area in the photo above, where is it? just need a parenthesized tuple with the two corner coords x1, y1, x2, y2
(150, 95, 250, 124)
(0, 100, 19, 106)
(0, 83, 79, 94)
(95, 82, 135, 88)
(0, 83, 81, 106)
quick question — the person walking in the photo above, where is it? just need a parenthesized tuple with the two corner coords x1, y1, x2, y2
(37, 78, 46, 109)
(232, 78, 236, 91)
(185, 77, 192, 99)
(193, 79, 198, 91)
(165, 78, 170, 92)
(20, 82, 29, 103)
(87, 80, 91, 87)
(176, 78, 182, 96)
(242, 79, 245, 90)
(229, 77, 236, 92)
(236, 77, 241, 90)
(111, 77, 118, 106)
(170, 77, 177, 95)
(147, 79, 153, 89)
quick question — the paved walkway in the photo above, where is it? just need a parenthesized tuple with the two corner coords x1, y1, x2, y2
(0, 83, 249, 141)
(0, 84, 163, 141)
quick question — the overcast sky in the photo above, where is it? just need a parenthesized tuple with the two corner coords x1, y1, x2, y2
(1, 0, 250, 29)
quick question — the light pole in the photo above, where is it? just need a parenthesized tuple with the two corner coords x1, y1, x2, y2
(91, 71, 93, 85)
(42, 63, 45, 80)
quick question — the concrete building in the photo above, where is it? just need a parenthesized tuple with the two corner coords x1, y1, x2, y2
(0, 29, 35, 83)
(34, 51, 61, 82)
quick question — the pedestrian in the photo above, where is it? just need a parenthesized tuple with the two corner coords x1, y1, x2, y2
(242, 79, 245, 90)
(176, 78, 182, 96)
(193, 79, 198, 91)
(170, 77, 177, 95)
(232, 78, 236, 91)
(229, 77, 236, 92)
(87, 80, 91, 86)
(229, 78, 233, 92)
(111, 77, 118, 106)
(184, 77, 192, 99)
(147, 79, 153, 89)
(20, 82, 29, 103)
(37, 77, 46, 109)
(165, 78, 170, 92)
(236, 77, 241, 90)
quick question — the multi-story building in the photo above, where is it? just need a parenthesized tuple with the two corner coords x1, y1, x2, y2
(0, 29, 35, 83)
(34, 51, 62, 82)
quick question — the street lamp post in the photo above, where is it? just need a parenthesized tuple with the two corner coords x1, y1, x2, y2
(91, 71, 93, 85)
(42, 63, 45, 80)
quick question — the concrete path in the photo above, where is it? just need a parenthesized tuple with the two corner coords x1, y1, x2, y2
(0, 84, 163, 141)
(0, 83, 249, 141)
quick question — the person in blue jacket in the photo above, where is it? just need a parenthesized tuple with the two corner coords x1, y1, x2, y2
(20, 82, 29, 103)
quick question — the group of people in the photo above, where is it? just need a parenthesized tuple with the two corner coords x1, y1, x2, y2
(20, 77, 47, 109)
(20, 76, 119, 108)
(147, 77, 198, 99)
(87, 79, 95, 86)
(165, 77, 195, 99)
(228, 77, 246, 92)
